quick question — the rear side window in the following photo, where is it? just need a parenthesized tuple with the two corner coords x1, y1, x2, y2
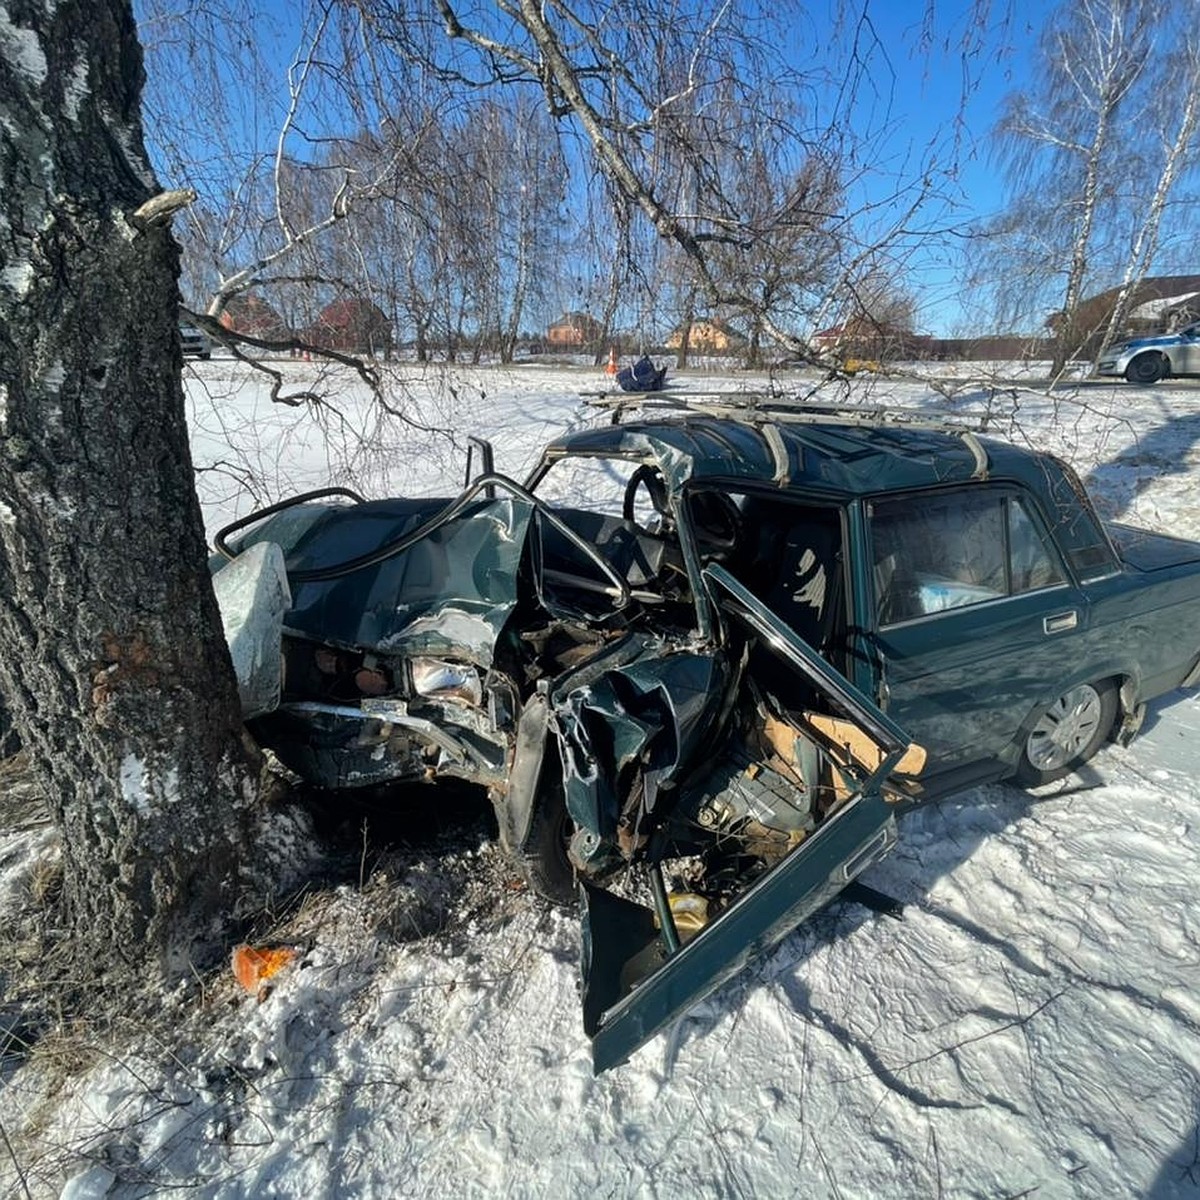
(872, 490, 1064, 625)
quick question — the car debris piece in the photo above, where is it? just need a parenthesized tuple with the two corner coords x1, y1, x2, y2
(616, 355, 668, 393)
(232, 944, 297, 997)
(212, 540, 291, 719)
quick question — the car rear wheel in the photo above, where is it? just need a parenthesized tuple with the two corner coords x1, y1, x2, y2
(1016, 680, 1117, 787)
(1125, 353, 1165, 384)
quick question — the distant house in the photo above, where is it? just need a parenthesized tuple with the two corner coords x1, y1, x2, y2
(306, 299, 394, 357)
(809, 324, 847, 353)
(810, 317, 921, 361)
(1133, 287, 1200, 330)
(218, 293, 290, 343)
(665, 319, 745, 354)
(546, 312, 602, 348)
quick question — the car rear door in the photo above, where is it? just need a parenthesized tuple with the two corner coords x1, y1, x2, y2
(865, 484, 1087, 771)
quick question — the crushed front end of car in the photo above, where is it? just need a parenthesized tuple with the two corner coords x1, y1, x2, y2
(220, 489, 531, 792)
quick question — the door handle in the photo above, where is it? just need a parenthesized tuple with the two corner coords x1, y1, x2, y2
(1043, 610, 1078, 634)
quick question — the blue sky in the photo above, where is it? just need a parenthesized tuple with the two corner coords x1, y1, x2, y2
(808, 0, 1044, 333)
(137, 0, 1048, 337)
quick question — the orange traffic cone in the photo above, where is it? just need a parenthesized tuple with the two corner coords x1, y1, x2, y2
(604, 346, 618, 376)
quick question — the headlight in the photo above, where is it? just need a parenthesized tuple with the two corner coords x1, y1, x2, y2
(410, 657, 483, 704)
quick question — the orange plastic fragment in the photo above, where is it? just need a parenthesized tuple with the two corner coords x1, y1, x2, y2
(232, 944, 296, 994)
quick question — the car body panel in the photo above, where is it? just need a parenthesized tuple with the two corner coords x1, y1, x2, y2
(1079, 559, 1200, 699)
(862, 477, 1096, 772)
(548, 644, 729, 873)
(583, 791, 897, 1073)
(228, 495, 534, 789)
(211, 540, 292, 719)
(241, 497, 527, 662)
(179, 322, 212, 358)
(537, 418, 991, 497)
(855, 474, 1200, 785)
(874, 586, 1091, 770)
(1107, 523, 1200, 573)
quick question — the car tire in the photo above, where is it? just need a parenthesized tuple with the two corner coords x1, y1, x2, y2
(1125, 353, 1165, 384)
(1015, 680, 1117, 787)
(519, 781, 577, 906)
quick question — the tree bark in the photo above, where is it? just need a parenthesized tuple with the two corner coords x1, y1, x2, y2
(0, 0, 261, 978)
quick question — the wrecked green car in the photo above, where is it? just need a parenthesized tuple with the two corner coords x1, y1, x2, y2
(212, 396, 1200, 1071)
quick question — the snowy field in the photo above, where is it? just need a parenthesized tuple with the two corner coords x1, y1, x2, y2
(5, 360, 1200, 1198)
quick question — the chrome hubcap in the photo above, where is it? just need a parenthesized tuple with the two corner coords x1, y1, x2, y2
(1026, 684, 1103, 772)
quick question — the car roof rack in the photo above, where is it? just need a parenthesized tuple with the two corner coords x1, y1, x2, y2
(581, 389, 997, 478)
(583, 389, 994, 431)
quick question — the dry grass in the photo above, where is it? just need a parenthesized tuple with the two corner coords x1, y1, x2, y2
(0, 754, 47, 836)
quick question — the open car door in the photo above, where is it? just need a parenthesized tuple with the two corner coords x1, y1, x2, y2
(581, 564, 925, 1073)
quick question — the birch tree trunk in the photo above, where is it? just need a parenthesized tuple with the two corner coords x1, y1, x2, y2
(1053, 110, 1113, 376)
(1099, 50, 1200, 353)
(995, 0, 1151, 378)
(1047, 2, 1147, 375)
(0, 0, 262, 978)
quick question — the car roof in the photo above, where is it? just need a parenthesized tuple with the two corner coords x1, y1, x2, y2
(544, 414, 1043, 498)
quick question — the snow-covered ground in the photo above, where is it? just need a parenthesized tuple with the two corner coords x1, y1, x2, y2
(5, 361, 1200, 1198)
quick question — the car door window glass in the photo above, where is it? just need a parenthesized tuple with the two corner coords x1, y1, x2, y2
(873, 491, 1063, 625)
(1009, 497, 1065, 592)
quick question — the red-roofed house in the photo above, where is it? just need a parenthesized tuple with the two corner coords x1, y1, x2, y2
(547, 312, 602, 348)
(218, 292, 291, 342)
(306, 299, 394, 357)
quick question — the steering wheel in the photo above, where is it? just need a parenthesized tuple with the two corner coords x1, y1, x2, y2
(688, 491, 743, 559)
(622, 464, 673, 532)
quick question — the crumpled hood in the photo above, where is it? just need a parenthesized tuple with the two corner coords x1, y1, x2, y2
(236, 496, 535, 665)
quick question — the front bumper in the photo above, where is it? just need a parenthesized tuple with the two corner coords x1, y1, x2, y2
(1095, 348, 1137, 377)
